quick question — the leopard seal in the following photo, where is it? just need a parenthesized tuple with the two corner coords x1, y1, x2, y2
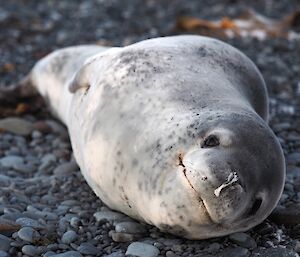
(5, 35, 285, 239)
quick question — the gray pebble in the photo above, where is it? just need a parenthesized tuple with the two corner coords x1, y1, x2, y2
(229, 233, 257, 249)
(61, 230, 78, 244)
(94, 211, 126, 223)
(251, 247, 298, 257)
(126, 242, 159, 257)
(13, 163, 35, 173)
(51, 251, 83, 257)
(53, 162, 78, 176)
(0, 117, 34, 136)
(18, 227, 40, 243)
(0, 156, 23, 168)
(22, 245, 38, 256)
(111, 231, 135, 242)
(77, 243, 99, 255)
(0, 251, 9, 257)
(217, 247, 249, 257)
(104, 252, 125, 257)
(16, 217, 45, 229)
(70, 217, 81, 228)
(115, 221, 147, 234)
(0, 235, 11, 251)
(0, 175, 11, 187)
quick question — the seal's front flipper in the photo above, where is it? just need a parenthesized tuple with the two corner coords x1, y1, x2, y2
(68, 63, 91, 94)
(0, 75, 38, 104)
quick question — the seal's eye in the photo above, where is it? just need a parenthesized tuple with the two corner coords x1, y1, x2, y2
(202, 135, 220, 148)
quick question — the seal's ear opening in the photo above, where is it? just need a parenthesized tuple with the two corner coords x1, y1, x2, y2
(68, 64, 91, 94)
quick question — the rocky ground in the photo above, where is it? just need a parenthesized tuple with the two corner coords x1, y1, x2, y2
(0, 0, 300, 257)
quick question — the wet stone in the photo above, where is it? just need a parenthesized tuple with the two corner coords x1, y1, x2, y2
(0, 156, 24, 168)
(94, 211, 126, 223)
(0, 117, 34, 136)
(229, 233, 257, 249)
(217, 246, 249, 257)
(125, 242, 159, 257)
(111, 231, 135, 242)
(115, 221, 147, 234)
(270, 204, 300, 226)
(22, 245, 38, 256)
(77, 243, 99, 255)
(251, 247, 298, 257)
(18, 227, 40, 243)
(61, 230, 78, 244)
(51, 251, 83, 257)
(0, 251, 9, 257)
(16, 217, 45, 229)
(0, 235, 11, 251)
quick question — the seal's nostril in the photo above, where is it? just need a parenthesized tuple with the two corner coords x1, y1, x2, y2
(248, 198, 262, 216)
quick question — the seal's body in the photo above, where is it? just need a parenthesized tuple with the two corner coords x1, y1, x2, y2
(25, 36, 285, 239)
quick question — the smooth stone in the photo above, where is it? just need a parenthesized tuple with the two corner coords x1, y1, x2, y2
(61, 230, 78, 244)
(94, 211, 126, 223)
(0, 156, 24, 168)
(22, 245, 38, 256)
(51, 251, 83, 257)
(45, 120, 69, 139)
(270, 204, 300, 226)
(207, 242, 221, 253)
(0, 175, 11, 187)
(18, 227, 40, 243)
(0, 250, 9, 257)
(13, 163, 35, 173)
(77, 243, 99, 255)
(53, 162, 78, 176)
(0, 217, 20, 233)
(126, 242, 159, 257)
(251, 247, 299, 257)
(0, 117, 34, 136)
(111, 231, 135, 242)
(0, 235, 11, 251)
(229, 233, 257, 249)
(115, 221, 147, 234)
(217, 247, 249, 257)
(103, 252, 124, 257)
(16, 217, 45, 229)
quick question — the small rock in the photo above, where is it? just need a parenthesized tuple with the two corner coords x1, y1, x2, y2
(61, 230, 78, 244)
(270, 205, 300, 226)
(22, 245, 38, 256)
(0, 155, 23, 168)
(229, 233, 257, 249)
(0, 251, 9, 257)
(0, 217, 20, 233)
(13, 163, 35, 173)
(251, 247, 298, 257)
(94, 211, 126, 223)
(51, 251, 83, 257)
(0, 175, 10, 187)
(16, 217, 45, 229)
(207, 242, 221, 253)
(111, 231, 135, 242)
(103, 251, 124, 257)
(0, 235, 11, 251)
(18, 227, 40, 243)
(53, 161, 78, 176)
(0, 117, 33, 136)
(115, 221, 147, 234)
(217, 247, 249, 257)
(77, 243, 98, 255)
(126, 242, 159, 257)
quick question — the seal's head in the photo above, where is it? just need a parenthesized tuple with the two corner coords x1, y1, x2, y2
(155, 112, 285, 239)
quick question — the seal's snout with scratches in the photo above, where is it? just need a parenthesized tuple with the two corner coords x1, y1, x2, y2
(12, 35, 285, 239)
